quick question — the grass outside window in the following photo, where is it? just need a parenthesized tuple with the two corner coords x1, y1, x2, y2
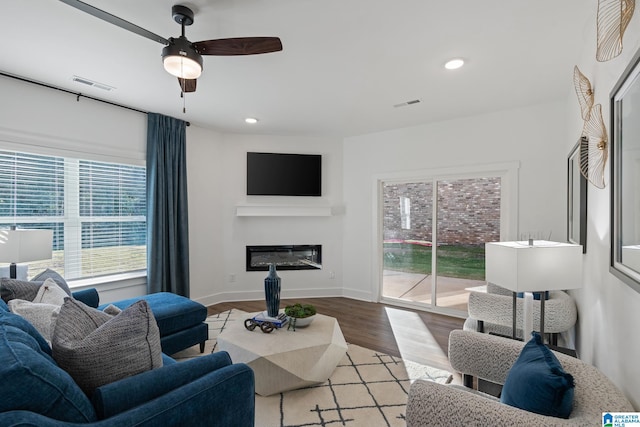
(23, 246, 146, 280)
(383, 242, 485, 281)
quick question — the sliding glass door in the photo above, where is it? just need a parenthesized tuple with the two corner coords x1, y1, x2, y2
(382, 180, 434, 304)
(381, 174, 503, 316)
(434, 178, 501, 312)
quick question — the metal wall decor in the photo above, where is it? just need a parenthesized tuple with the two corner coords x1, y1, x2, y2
(573, 66, 594, 120)
(580, 104, 609, 189)
(572, 66, 608, 188)
(597, 0, 636, 62)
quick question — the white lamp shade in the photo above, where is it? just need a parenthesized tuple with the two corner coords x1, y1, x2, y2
(0, 229, 53, 263)
(485, 240, 582, 292)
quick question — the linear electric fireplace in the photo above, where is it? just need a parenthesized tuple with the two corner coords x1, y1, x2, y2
(246, 245, 322, 271)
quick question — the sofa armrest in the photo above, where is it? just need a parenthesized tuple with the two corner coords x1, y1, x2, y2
(71, 288, 99, 308)
(92, 351, 234, 419)
(406, 379, 571, 426)
(0, 361, 255, 427)
(110, 361, 255, 427)
(448, 330, 524, 384)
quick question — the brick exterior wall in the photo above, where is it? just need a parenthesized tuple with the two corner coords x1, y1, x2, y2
(383, 177, 501, 245)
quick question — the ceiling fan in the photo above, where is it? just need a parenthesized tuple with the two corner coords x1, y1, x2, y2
(59, 0, 283, 94)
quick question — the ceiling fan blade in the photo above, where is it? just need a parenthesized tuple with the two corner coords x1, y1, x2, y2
(59, 0, 169, 45)
(178, 78, 197, 93)
(194, 37, 283, 56)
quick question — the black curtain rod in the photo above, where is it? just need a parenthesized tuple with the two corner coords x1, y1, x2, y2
(0, 71, 190, 126)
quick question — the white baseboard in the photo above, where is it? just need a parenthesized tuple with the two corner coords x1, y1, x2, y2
(341, 287, 376, 302)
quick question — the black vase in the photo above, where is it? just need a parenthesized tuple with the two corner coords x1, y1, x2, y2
(264, 264, 281, 318)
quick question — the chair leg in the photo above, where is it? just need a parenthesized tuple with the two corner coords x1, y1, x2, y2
(200, 341, 206, 353)
(463, 374, 474, 388)
(477, 320, 484, 333)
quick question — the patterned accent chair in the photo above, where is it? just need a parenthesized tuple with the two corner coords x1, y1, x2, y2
(463, 283, 577, 344)
(406, 330, 634, 426)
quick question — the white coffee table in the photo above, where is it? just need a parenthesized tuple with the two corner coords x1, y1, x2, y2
(217, 313, 347, 396)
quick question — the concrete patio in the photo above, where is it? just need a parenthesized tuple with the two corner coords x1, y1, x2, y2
(382, 270, 485, 312)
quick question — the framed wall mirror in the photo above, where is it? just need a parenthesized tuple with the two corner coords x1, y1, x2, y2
(611, 46, 640, 294)
(568, 137, 587, 253)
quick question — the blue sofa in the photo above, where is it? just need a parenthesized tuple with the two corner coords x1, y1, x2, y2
(0, 294, 255, 426)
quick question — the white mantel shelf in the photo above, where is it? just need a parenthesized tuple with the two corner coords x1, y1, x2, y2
(236, 205, 333, 217)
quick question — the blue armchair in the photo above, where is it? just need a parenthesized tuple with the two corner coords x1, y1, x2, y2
(0, 296, 255, 426)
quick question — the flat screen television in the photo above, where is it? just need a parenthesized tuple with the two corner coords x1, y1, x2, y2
(247, 152, 321, 196)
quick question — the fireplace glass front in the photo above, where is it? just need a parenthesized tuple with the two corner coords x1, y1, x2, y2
(246, 245, 322, 271)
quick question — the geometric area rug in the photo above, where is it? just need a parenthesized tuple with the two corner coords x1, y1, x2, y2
(172, 309, 452, 427)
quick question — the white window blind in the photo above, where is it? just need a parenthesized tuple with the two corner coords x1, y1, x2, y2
(0, 150, 146, 280)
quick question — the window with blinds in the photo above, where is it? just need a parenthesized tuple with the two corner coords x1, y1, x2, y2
(0, 150, 146, 280)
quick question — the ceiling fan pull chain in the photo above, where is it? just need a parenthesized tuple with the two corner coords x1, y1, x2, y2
(180, 63, 185, 97)
(180, 61, 187, 113)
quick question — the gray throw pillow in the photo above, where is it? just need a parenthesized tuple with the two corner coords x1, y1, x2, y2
(1, 278, 41, 302)
(8, 300, 60, 342)
(31, 269, 72, 296)
(52, 298, 162, 395)
(7, 279, 69, 341)
(32, 278, 69, 305)
(102, 304, 122, 316)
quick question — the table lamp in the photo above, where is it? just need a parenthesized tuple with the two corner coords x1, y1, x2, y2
(485, 240, 582, 341)
(0, 228, 53, 279)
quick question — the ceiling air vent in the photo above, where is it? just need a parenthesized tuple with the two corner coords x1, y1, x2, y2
(72, 76, 115, 91)
(393, 99, 421, 108)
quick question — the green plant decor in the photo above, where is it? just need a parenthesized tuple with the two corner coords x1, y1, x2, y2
(284, 303, 316, 331)
(284, 303, 316, 318)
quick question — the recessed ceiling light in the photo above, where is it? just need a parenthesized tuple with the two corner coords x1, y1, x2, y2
(245, 117, 259, 124)
(444, 58, 465, 70)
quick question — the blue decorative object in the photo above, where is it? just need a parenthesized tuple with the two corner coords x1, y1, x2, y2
(264, 263, 281, 317)
(501, 333, 575, 419)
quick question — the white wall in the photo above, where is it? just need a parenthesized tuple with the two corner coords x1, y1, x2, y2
(566, 13, 640, 409)
(342, 100, 569, 301)
(185, 125, 226, 303)
(188, 132, 345, 306)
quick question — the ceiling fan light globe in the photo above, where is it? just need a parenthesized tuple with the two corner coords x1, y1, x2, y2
(163, 55, 202, 79)
(162, 38, 203, 79)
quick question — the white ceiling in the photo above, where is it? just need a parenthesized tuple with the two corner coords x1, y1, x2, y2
(1, 0, 593, 137)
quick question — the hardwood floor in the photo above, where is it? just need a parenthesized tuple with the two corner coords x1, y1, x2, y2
(208, 297, 465, 372)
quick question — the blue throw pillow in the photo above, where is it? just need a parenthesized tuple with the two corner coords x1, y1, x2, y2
(501, 333, 575, 418)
